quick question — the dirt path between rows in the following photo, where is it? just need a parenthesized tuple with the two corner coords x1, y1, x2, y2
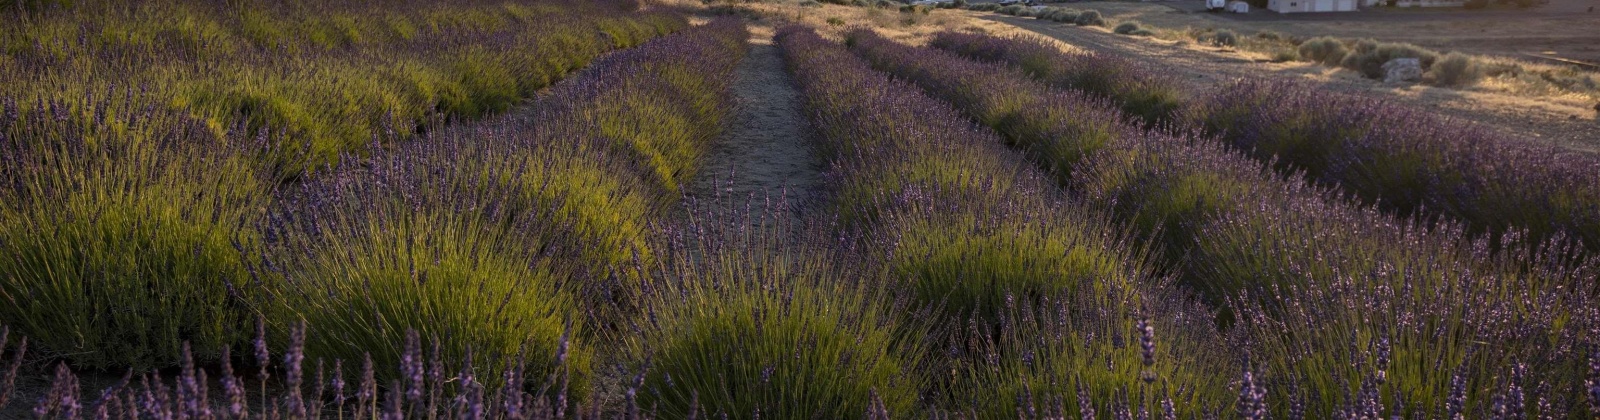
(682, 34, 825, 225)
(981, 15, 1600, 153)
(592, 33, 827, 414)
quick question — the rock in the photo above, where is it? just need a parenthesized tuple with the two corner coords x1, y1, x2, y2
(1382, 58, 1424, 83)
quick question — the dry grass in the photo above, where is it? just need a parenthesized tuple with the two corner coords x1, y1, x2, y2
(1047, 2, 1599, 102)
(656, 0, 1597, 149)
(657, 0, 1035, 44)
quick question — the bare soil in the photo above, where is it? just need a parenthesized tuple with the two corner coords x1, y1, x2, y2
(682, 33, 826, 223)
(1051, 0, 1600, 64)
(978, 13, 1600, 152)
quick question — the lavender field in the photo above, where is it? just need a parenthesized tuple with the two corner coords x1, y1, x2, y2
(0, 0, 1597, 418)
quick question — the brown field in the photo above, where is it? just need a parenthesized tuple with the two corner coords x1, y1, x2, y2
(1059, 0, 1600, 64)
(969, 3, 1600, 151)
(696, 0, 1600, 151)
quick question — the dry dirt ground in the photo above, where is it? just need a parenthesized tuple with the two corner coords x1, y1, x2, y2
(693, 1, 1599, 151)
(1060, 0, 1600, 64)
(681, 33, 826, 224)
(693, 0, 1035, 43)
(974, 12, 1600, 152)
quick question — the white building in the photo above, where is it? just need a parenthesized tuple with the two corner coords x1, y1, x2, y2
(1266, 0, 1357, 12)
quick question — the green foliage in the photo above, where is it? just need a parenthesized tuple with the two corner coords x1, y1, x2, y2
(886, 209, 1134, 323)
(0, 0, 688, 177)
(1206, 197, 1600, 417)
(1077, 145, 1255, 262)
(941, 288, 1237, 417)
(0, 105, 266, 370)
(255, 141, 589, 390)
(628, 228, 924, 419)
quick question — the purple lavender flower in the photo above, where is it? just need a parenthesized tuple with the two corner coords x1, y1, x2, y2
(1236, 369, 1265, 420)
(1587, 347, 1600, 416)
(221, 346, 247, 418)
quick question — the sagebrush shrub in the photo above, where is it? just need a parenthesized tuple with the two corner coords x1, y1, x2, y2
(1428, 52, 1483, 87)
(1271, 48, 1300, 62)
(1113, 21, 1143, 34)
(1254, 30, 1285, 41)
(1074, 9, 1103, 26)
(1212, 29, 1239, 47)
(1297, 36, 1347, 66)
(1339, 39, 1439, 79)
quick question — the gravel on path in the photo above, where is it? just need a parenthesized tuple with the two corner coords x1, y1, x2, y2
(681, 34, 826, 224)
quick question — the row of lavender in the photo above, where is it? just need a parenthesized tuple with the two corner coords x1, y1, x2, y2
(0, 1, 689, 373)
(778, 26, 1239, 417)
(4, 17, 1600, 418)
(929, 32, 1600, 254)
(0, 17, 750, 418)
(0, 0, 684, 177)
(845, 28, 1600, 417)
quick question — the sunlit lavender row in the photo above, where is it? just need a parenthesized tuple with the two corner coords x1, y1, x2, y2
(2, 1, 1599, 419)
(2, 10, 750, 418)
(930, 31, 1600, 255)
(845, 27, 1600, 418)
(0, 0, 683, 176)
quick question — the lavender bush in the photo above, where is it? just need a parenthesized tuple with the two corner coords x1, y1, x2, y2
(783, 25, 1237, 417)
(10, 322, 600, 419)
(929, 31, 1600, 255)
(929, 31, 1187, 125)
(848, 27, 1600, 417)
(251, 19, 750, 395)
(0, 97, 269, 370)
(0, 0, 685, 176)
(625, 207, 925, 418)
(1190, 80, 1600, 254)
